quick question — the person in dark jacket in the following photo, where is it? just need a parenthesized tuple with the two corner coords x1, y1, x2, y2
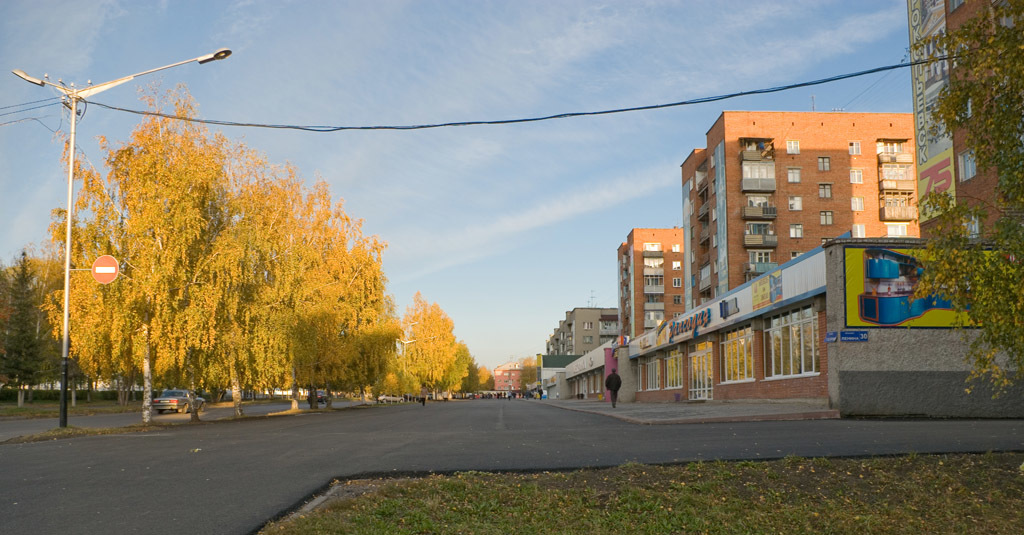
(605, 368, 622, 408)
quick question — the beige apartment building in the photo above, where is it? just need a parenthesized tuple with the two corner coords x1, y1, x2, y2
(617, 228, 687, 339)
(680, 111, 918, 309)
(546, 307, 618, 355)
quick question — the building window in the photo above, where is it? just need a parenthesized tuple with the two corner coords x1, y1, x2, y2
(791, 251, 801, 259)
(765, 306, 819, 378)
(959, 150, 977, 182)
(672, 261, 681, 270)
(851, 197, 864, 211)
(644, 275, 664, 286)
(722, 325, 754, 383)
(643, 356, 661, 391)
(818, 157, 831, 171)
(644, 257, 664, 269)
(671, 243, 680, 253)
(877, 141, 904, 154)
(885, 224, 908, 237)
(849, 141, 861, 155)
(583, 321, 594, 329)
(583, 336, 593, 344)
(950, 0, 964, 11)
(788, 168, 801, 183)
(642, 242, 662, 252)
(852, 224, 866, 238)
(850, 169, 863, 184)
(749, 250, 773, 263)
(820, 211, 834, 225)
(819, 183, 832, 198)
(790, 224, 803, 238)
(673, 295, 682, 305)
(787, 140, 800, 154)
(665, 349, 684, 389)
(789, 196, 802, 211)
(882, 164, 910, 181)
(966, 216, 981, 238)
(672, 277, 682, 288)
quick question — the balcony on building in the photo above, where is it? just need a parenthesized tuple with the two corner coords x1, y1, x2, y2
(744, 261, 779, 275)
(743, 232, 778, 247)
(741, 205, 778, 219)
(644, 318, 660, 329)
(880, 178, 916, 192)
(699, 225, 712, 244)
(877, 152, 914, 164)
(642, 248, 663, 258)
(695, 169, 708, 194)
(739, 138, 775, 161)
(698, 276, 712, 291)
(879, 205, 918, 221)
(643, 284, 665, 294)
(644, 302, 665, 311)
(697, 200, 710, 219)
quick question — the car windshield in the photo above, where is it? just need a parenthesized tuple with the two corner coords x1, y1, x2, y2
(160, 390, 186, 397)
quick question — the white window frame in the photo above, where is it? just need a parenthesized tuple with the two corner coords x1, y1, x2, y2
(885, 223, 908, 237)
(851, 197, 864, 211)
(850, 169, 863, 184)
(818, 157, 831, 171)
(672, 261, 682, 270)
(787, 167, 801, 183)
(764, 305, 819, 379)
(819, 183, 832, 199)
(849, 141, 861, 155)
(786, 140, 800, 154)
(790, 224, 803, 238)
(820, 211, 834, 225)
(665, 349, 684, 389)
(672, 277, 682, 288)
(721, 326, 754, 383)
(789, 196, 802, 211)
(852, 224, 866, 238)
(959, 150, 977, 182)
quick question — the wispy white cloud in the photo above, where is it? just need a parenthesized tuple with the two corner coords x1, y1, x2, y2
(387, 160, 679, 282)
(1, 0, 124, 77)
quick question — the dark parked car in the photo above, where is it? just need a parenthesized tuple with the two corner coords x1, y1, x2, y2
(153, 389, 205, 414)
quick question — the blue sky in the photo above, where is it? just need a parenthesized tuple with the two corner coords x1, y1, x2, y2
(0, 0, 914, 371)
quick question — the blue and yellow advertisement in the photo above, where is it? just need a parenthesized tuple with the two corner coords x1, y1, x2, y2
(844, 246, 963, 328)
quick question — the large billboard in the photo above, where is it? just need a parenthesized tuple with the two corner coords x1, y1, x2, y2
(908, 0, 954, 223)
(843, 246, 968, 328)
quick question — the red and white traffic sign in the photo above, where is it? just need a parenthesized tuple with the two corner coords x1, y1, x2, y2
(91, 255, 119, 284)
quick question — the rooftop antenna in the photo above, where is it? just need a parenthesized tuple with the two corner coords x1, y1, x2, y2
(811, 95, 816, 111)
(588, 290, 597, 308)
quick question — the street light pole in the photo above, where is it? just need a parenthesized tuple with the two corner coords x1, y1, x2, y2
(12, 49, 231, 427)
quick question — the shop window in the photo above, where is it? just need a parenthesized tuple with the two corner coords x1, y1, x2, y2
(764, 305, 819, 378)
(665, 349, 684, 389)
(722, 325, 754, 383)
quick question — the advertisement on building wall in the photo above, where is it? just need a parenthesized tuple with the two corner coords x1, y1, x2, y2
(908, 0, 954, 222)
(843, 246, 966, 327)
(752, 271, 783, 310)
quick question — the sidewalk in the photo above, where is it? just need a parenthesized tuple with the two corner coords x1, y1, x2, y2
(542, 398, 839, 425)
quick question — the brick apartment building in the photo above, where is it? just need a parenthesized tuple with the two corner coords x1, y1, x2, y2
(617, 228, 687, 339)
(493, 361, 522, 393)
(680, 111, 918, 309)
(546, 307, 619, 355)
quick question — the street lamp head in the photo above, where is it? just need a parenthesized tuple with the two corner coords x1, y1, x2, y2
(12, 69, 45, 86)
(198, 48, 232, 64)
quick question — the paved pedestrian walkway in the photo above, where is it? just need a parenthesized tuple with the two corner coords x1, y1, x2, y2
(542, 398, 839, 425)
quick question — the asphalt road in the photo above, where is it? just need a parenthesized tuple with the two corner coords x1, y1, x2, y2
(2, 400, 1023, 534)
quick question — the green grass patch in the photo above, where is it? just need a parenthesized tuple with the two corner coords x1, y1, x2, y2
(0, 400, 142, 419)
(261, 453, 1024, 535)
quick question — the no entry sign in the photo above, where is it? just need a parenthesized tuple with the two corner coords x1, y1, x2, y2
(91, 255, 119, 284)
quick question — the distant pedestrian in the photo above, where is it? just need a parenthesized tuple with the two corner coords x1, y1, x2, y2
(420, 386, 428, 406)
(605, 368, 622, 408)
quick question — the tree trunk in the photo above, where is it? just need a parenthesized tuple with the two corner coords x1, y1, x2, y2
(230, 360, 243, 417)
(71, 386, 76, 408)
(188, 348, 200, 423)
(325, 385, 333, 409)
(142, 321, 153, 424)
(17, 387, 24, 408)
(290, 366, 299, 411)
(86, 378, 92, 403)
(308, 379, 316, 409)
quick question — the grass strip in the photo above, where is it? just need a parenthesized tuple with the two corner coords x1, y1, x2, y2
(262, 453, 1024, 535)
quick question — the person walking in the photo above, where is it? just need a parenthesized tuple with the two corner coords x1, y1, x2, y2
(605, 368, 622, 408)
(420, 386, 428, 406)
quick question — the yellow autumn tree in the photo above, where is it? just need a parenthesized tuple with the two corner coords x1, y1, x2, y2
(402, 292, 457, 393)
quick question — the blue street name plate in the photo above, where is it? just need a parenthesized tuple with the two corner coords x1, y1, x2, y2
(840, 330, 869, 342)
(824, 331, 838, 343)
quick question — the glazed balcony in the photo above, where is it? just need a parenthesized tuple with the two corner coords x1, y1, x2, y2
(742, 205, 778, 219)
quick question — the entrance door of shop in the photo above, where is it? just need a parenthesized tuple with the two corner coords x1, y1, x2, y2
(689, 340, 713, 400)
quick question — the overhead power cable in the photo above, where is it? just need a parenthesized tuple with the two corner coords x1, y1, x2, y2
(0, 96, 61, 111)
(0, 101, 62, 118)
(83, 56, 938, 133)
